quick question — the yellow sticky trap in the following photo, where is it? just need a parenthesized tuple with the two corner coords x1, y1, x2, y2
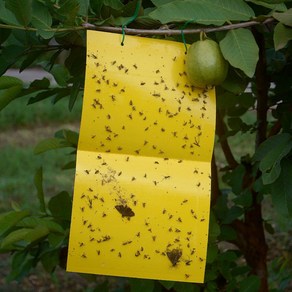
(67, 31, 216, 283)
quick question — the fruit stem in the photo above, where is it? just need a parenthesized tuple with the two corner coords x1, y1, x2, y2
(200, 31, 207, 41)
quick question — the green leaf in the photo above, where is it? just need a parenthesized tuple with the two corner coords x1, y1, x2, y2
(247, 0, 287, 11)
(56, 0, 80, 25)
(31, 1, 54, 39)
(159, 281, 175, 289)
(207, 243, 218, 263)
(5, 0, 32, 26)
(218, 250, 238, 262)
(274, 22, 292, 50)
(0, 0, 19, 25)
(62, 160, 76, 170)
(19, 51, 43, 72)
(149, 0, 254, 25)
(50, 64, 71, 87)
(226, 164, 246, 195)
(222, 206, 244, 224)
(220, 68, 249, 94)
(0, 76, 23, 111)
(256, 133, 292, 184)
(0, 229, 29, 250)
(104, 0, 124, 10)
(27, 89, 59, 104)
(34, 168, 46, 213)
(151, 0, 174, 6)
(173, 282, 200, 292)
(0, 28, 11, 44)
(253, 133, 292, 161)
(20, 226, 50, 247)
(209, 211, 220, 239)
(7, 252, 34, 281)
(220, 28, 259, 78)
(57, 129, 79, 146)
(274, 8, 292, 26)
(0, 210, 30, 238)
(34, 137, 73, 154)
(128, 278, 155, 292)
(48, 233, 66, 248)
(260, 0, 287, 3)
(41, 250, 60, 273)
(48, 191, 72, 221)
(271, 158, 292, 217)
(233, 189, 253, 207)
(17, 217, 64, 234)
(1, 226, 50, 250)
(239, 275, 260, 292)
(69, 81, 82, 111)
(78, 0, 90, 17)
(220, 225, 237, 240)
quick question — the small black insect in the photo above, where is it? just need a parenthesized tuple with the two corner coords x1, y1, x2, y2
(166, 248, 182, 266)
(115, 205, 135, 218)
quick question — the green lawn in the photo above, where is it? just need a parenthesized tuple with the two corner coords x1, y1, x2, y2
(0, 95, 82, 211)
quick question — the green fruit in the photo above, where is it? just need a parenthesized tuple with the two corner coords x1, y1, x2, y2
(185, 39, 228, 88)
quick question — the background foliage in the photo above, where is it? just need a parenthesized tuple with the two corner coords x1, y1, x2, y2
(1, 0, 292, 291)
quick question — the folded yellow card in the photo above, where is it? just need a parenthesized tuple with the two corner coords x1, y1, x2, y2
(67, 30, 216, 283)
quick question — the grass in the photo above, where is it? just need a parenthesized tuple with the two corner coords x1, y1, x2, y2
(0, 94, 82, 130)
(0, 146, 76, 211)
(0, 95, 82, 211)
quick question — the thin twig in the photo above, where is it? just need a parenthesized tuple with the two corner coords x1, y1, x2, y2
(83, 18, 274, 35)
(0, 18, 274, 35)
(0, 23, 85, 32)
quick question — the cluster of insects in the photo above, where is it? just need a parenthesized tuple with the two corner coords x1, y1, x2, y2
(71, 46, 213, 282)
(86, 49, 213, 161)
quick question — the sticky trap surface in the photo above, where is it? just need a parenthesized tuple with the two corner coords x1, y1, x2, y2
(67, 31, 216, 283)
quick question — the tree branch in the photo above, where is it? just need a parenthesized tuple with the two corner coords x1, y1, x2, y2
(0, 18, 274, 37)
(253, 28, 270, 147)
(83, 18, 274, 36)
(211, 152, 221, 205)
(0, 23, 85, 32)
(216, 111, 239, 169)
